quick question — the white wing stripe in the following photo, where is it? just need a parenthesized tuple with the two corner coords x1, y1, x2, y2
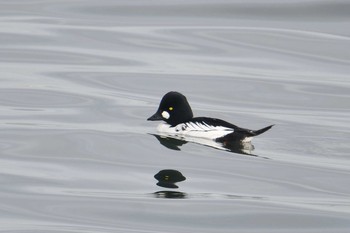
(185, 121, 232, 132)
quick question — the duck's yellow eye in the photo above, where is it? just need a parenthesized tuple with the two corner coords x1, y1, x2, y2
(169, 107, 173, 111)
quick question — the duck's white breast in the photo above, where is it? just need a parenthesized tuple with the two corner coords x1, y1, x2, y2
(157, 122, 234, 140)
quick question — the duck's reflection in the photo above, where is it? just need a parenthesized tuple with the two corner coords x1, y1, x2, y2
(154, 169, 186, 188)
(153, 191, 187, 199)
(152, 135, 187, 151)
(153, 169, 187, 199)
(151, 134, 256, 156)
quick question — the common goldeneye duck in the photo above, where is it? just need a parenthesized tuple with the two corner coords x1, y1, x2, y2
(147, 91, 273, 143)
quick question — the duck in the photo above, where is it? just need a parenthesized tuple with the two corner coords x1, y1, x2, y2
(147, 91, 273, 144)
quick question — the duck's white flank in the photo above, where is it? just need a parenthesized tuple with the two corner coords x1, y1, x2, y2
(157, 122, 235, 140)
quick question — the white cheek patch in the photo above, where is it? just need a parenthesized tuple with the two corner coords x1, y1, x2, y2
(161, 111, 170, 119)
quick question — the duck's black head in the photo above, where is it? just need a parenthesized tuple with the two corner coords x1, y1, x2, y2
(147, 91, 193, 126)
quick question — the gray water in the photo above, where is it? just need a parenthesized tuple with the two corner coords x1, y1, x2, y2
(1, 0, 350, 232)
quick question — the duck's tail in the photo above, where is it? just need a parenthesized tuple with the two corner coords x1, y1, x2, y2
(216, 124, 274, 144)
(252, 124, 274, 136)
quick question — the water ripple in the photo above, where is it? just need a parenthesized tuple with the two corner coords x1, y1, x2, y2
(1, 0, 350, 232)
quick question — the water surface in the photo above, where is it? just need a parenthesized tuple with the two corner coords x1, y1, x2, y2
(1, 0, 350, 232)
